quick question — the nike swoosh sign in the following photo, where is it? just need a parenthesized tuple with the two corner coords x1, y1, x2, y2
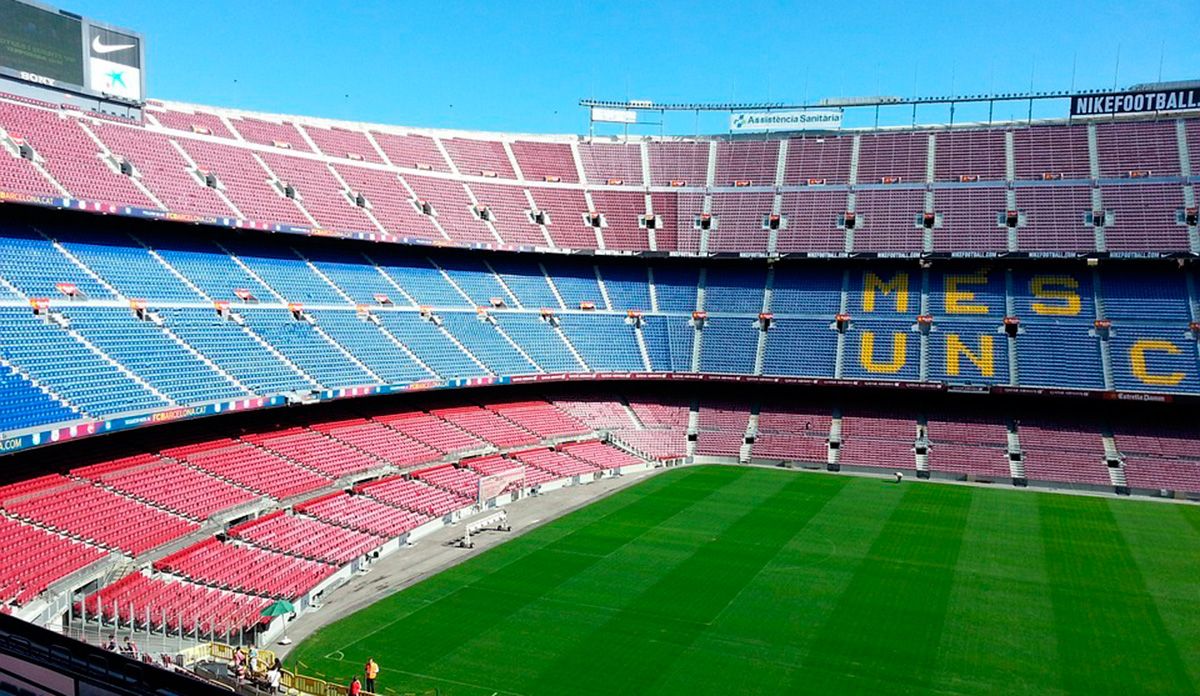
(92, 36, 136, 55)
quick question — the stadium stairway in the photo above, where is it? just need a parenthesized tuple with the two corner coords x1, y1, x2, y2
(1006, 423, 1027, 481)
(537, 262, 570, 309)
(827, 410, 844, 470)
(739, 409, 758, 464)
(685, 400, 699, 457)
(1102, 430, 1129, 488)
(633, 320, 654, 371)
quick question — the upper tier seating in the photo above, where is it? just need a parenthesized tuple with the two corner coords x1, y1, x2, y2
(0, 101, 154, 207)
(579, 142, 642, 186)
(0, 95, 1193, 258)
(369, 131, 450, 171)
(511, 141, 578, 183)
(147, 104, 237, 139)
(302, 124, 384, 164)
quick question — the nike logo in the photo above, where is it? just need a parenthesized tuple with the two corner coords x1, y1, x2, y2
(92, 36, 136, 55)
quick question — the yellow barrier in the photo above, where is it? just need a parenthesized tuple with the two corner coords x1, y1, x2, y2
(293, 673, 327, 694)
(177, 643, 212, 666)
(210, 643, 234, 662)
(207, 643, 396, 696)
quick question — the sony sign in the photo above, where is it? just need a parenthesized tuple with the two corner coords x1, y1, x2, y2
(729, 109, 843, 132)
(18, 71, 55, 87)
(1071, 88, 1200, 117)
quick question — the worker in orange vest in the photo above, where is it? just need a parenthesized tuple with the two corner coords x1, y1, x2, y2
(364, 657, 379, 692)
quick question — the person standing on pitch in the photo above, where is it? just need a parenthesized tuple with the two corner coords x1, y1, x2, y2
(364, 657, 379, 692)
(349, 676, 362, 696)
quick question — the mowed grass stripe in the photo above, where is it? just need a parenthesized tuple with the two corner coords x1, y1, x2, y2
(526, 471, 848, 695)
(1112, 500, 1200, 688)
(422, 466, 821, 689)
(294, 467, 744, 679)
(1040, 495, 1197, 695)
(792, 482, 972, 695)
(1181, 503, 1200, 537)
(931, 487, 1063, 695)
(646, 477, 909, 695)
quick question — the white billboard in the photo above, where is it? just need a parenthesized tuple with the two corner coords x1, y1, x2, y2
(729, 110, 842, 132)
(592, 107, 637, 124)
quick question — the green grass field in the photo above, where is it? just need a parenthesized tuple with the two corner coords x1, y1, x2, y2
(289, 466, 1200, 696)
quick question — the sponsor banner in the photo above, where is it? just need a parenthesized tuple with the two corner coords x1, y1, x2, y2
(0, 395, 286, 456)
(88, 55, 140, 99)
(729, 109, 842, 132)
(1070, 88, 1200, 117)
(991, 385, 1102, 399)
(0, 191, 59, 206)
(591, 107, 637, 124)
(89, 26, 140, 68)
(87, 25, 141, 100)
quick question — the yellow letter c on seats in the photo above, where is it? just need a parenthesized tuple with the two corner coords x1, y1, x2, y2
(1129, 339, 1186, 387)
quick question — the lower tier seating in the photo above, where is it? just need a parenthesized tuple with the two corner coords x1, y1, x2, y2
(80, 573, 269, 633)
(153, 537, 337, 599)
(295, 492, 432, 537)
(0, 517, 106, 606)
(228, 511, 386, 565)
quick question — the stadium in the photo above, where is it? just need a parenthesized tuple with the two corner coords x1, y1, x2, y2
(0, 0, 1198, 694)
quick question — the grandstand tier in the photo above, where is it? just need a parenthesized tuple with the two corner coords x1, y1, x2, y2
(2, 215, 1200, 446)
(0, 381, 1194, 654)
(0, 93, 1196, 258)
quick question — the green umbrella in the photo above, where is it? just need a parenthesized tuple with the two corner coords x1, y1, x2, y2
(262, 599, 297, 645)
(261, 599, 295, 618)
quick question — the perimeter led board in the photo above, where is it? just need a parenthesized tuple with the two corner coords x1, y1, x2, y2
(0, 0, 83, 86)
(0, 0, 144, 101)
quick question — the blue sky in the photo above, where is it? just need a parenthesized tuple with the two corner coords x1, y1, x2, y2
(66, 0, 1200, 134)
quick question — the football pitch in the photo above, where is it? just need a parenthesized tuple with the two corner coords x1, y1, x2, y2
(289, 466, 1200, 695)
